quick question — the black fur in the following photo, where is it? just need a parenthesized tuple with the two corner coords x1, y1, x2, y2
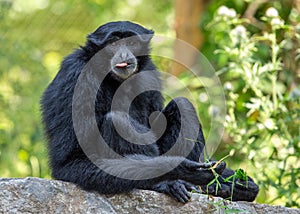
(41, 21, 259, 203)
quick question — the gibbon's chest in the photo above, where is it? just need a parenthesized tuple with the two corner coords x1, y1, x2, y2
(97, 80, 150, 124)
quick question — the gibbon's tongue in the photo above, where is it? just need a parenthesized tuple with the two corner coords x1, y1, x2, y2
(116, 62, 128, 68)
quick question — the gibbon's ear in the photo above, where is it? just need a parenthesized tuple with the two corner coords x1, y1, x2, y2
(137, 29, 154, 43)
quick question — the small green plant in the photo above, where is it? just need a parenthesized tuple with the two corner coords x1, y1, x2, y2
(205, 154, 232, 196)
(207, 164, 250, 202)
(223, 168, 249, 201)
(224, 169, 248, 185)
(194, 158, 249, 213)
(199, 151, 250, 202)
(207, 199, 246, 214)
(206, 167, 222, 195)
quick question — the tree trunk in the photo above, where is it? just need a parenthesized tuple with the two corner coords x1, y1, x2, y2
(171, 0, 206, 76)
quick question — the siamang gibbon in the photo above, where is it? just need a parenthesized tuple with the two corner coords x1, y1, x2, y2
(41, 21, 259, 203)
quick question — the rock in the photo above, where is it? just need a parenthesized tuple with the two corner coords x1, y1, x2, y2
(0, 177, 299, 214)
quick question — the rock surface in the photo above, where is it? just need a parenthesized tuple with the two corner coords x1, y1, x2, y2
(0, 177, 299, 214)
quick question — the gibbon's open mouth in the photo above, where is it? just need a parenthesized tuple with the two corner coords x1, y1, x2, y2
(115, 62, 128, 68)
(112, 61, 137, 79)
(115, 62, 137, 71)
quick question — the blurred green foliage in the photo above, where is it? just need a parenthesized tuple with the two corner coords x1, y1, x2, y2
(197, 0, 300, 207)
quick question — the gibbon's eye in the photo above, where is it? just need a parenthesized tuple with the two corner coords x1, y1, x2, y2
(111, 41, 117, 46)
(128, 41, 136, 46)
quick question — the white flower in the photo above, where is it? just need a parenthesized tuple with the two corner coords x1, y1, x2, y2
(224, 82, 233, 90)
(266, 7, 279, 17)
(225, 115, 231, 122)
(232, 25, 247, 36)
(217, 6, 236, 17)
(228, 9, 237, 17)
(198, 92, 208, 102)
(264, 118, 276, 130)
(230, 25, 247, 44)
(218, 6, 230, 16)
(271, 18, 284, 26)
(240, 129, 246, 135)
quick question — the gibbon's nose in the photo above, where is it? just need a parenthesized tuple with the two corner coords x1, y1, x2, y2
(116, 62, 128, 68)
